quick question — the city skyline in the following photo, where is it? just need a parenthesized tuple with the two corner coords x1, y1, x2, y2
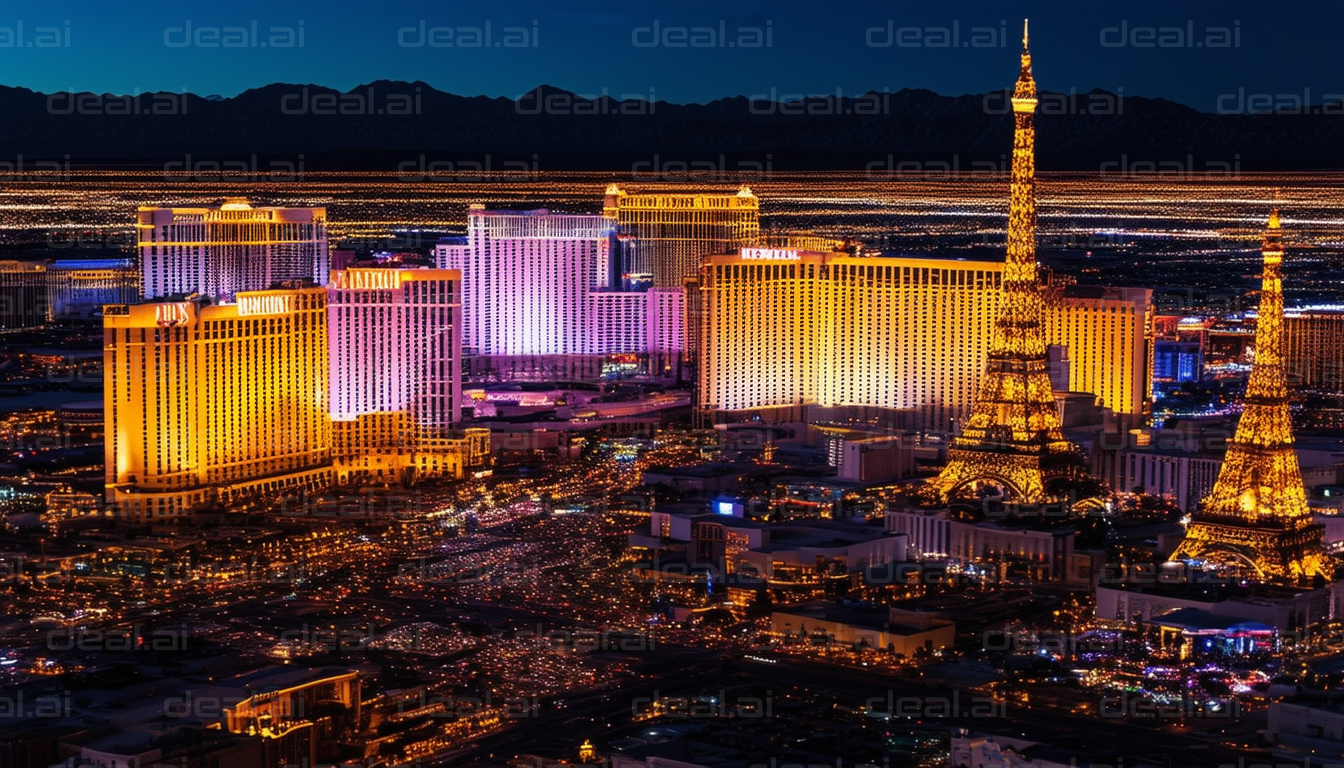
(1, 7, 1342, 768)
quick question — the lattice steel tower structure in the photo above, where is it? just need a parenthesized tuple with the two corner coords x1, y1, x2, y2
(930, 21, 1086, 504)
(1170, 211, 1328, 584)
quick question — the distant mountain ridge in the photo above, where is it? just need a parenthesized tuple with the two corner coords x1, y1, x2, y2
(0, 80, 1338, 170)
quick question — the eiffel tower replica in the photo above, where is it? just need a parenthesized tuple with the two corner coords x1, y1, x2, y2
(1170, 211, 1328, 584)
(929, 21, 1086, 504)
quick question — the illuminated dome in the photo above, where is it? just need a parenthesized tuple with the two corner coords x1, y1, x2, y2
(220, 197, 253, 211)
(736, 186, 756, 198)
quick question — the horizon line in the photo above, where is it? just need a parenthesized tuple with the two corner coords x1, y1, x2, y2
(4, 80, 1330, 114)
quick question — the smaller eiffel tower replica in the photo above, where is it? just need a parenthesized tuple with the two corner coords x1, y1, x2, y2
(1170, 211, 1328, 584)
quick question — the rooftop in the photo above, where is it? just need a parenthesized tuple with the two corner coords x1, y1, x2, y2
(773, 600, 945, 636)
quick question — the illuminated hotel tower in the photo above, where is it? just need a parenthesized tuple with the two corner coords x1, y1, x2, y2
(0, 260, 47, 328)
(1171, 212, 1328, 583)
(697, 249, 1149, 429)
(327, 267, 477, 484)
(328, 268, 462, 429)
(604, 185, 760, 288)
(103, 286, 333, 522)
(930, 22, 1086, 503)
(1285, 309, 1344, 395)
(138, 198, 328, 301)
(435, 206, 615, 357)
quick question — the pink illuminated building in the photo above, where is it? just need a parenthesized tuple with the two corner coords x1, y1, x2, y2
(327, 267, 462, 432)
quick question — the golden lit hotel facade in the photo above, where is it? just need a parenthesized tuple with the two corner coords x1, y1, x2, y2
(697, 248, 1150, 430)
(103, 285, 333, 522)
(604, 184, 760, 288)
(1285, 309, 1344, 394)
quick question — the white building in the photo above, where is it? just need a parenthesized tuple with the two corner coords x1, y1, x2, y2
(885, 509, 1087, 583)
(137, 198, 328, 300)
(1267, 701, 1344, 754)
(589, 290, 647, 354)
(435, 206, 615, 357)
(770, 601, 954, 657)
(327, 268, 462, 432)
(1092, 446, 1223, 510)
(950, 731, 1075, 768)
(834, 435, 918, 482)
(1094, 581, 1342, 631)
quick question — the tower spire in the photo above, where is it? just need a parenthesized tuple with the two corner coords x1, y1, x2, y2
(1171, 211, 1328, 583)
(1012, 19, 1036, 112)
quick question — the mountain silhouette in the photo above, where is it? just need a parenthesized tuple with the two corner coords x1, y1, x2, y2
(0, 81, 1338, 170)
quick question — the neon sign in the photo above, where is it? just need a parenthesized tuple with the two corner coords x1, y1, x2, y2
(237, 295, 293, 316)
(336, 270, 402, 291)
(155, 303, 191, 327)
(740, 247, 800, 261)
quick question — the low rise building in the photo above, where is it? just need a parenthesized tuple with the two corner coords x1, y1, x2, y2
(885, 509, 1091, 585)
(770, 600, 954, 656)
(1267, 701, 1344, 755)
(1095, 581, 1344, 632)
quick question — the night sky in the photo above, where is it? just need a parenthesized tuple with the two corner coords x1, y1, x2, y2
(0, 0, 1338, 112)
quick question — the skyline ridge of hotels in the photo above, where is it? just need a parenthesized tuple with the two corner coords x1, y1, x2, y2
(82, 175, 1327, 524)
(104, 265, 486, 521)
(97, 184, 1154, 520)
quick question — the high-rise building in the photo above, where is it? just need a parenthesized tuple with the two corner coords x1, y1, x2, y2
(327, 267, 473, 485)
(46, 258, 141, 319)
(696, 249, 1150, 431)
(604, 184, 760, 288)
(647, 286, 686, 377)
(103, 286, 333, 522)
(699, 248, 840, 411)
(138, 198, 328, 301)
(1153, 339, 1204, 383)
(328, 268, 462, 431)
(589, 290, 648, 354)
(0, 261, 47, 328)
(1285, 309, 1344, 394)
(930, 23, 1089, 504)
(436, 205, 706, 381)
(1045, 284, 1153, 414)
(435, 206, 615, 357)
(1171, 212, 1328, 584)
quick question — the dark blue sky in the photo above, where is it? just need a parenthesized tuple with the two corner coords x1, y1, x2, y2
(0, 0, 1339, 112)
